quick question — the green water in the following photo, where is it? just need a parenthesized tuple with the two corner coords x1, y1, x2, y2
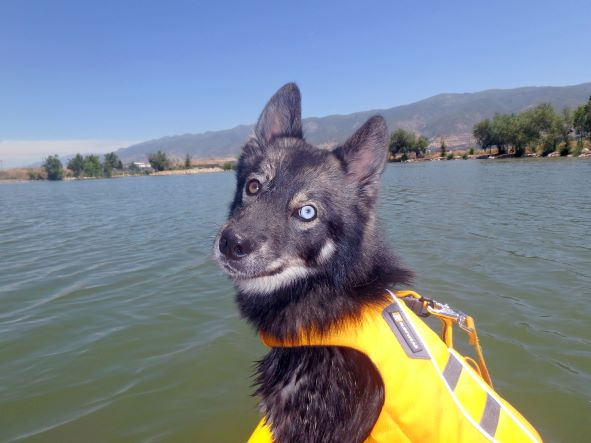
(1, 159, 590, 442)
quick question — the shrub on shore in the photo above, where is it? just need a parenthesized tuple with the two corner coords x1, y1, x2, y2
(42, 155, 64, 181)
(440, 139, 447, 158)
(81, 155, 103, 177)
(148, 151, 171, 171)
(67, 154, 84, 178)
(28, 170, 45, 180)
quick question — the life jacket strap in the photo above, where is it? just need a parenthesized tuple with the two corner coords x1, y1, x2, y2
(391, 290, 493, 388)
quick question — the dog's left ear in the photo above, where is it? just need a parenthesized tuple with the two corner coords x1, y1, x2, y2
(334, 115, 388, 206)
(255, 83, 303, 144)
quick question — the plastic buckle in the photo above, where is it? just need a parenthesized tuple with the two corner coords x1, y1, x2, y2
(402, 296, 430, 317)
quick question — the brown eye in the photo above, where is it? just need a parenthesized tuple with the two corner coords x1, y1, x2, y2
(246, 179, 261, 196)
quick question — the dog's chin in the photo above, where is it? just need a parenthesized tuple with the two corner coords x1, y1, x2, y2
(231, 264, 313, 295)
(214, 243, 314, 295)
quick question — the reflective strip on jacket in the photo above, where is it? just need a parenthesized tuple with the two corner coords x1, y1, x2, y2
(248, 291, 542, 443)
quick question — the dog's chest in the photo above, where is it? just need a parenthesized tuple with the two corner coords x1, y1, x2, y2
(255, 346, 384, 443)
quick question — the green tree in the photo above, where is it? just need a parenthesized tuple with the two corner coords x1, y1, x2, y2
(184, 153, 192, 169)
(43, 155, 64, 180)
(508, 113, 534, 157)
(389, 129, 417, 157)
(104, 152, 122, 170)
(527, 103, 556, 133)
(573, 96, 591, 141)
(103, 162, 113, 178)
(573, 106, 587, 140)
(439, 138, 447, 158)
(148, 151, 171, 171)
(103, 152, 122, 178)
(67, 153, 84, 178)
(82, 155, 103, 177)
(414, 136, 429, 158)
(475, 114, 526, 155)
(473, 119, 494, 152)
(559, 107, 573, 146)
(490, 113, 515, 155)
(541, 129, 562, 156)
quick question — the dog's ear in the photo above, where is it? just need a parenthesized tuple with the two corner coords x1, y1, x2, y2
(334, 115, 388, 205)
(255, 83, 303, 144)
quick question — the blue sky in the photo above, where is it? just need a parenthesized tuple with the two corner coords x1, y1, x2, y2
(1, 0, 590, 166)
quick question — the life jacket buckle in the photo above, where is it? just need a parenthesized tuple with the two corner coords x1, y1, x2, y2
(426, 301, 462, 321)
(393, 290, 494, 388)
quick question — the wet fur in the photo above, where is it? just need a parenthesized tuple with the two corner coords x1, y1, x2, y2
(214, 83, 412, 442)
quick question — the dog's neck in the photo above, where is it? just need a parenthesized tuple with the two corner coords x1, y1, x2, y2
(236, 247, 412, 340)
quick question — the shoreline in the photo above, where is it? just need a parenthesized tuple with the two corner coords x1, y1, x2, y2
(0, 166, 228, 184)
(391, 150, 591, 163)
(2, 154, 590, 184)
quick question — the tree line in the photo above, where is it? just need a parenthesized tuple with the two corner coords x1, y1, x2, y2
(40, 150, 234, 181)
(42, 152, 136, 180)
(473, 97, 591, 157)
(388, 129, 429, 160)
(65, 152, 123, 178)
(387, 96, 591, 161)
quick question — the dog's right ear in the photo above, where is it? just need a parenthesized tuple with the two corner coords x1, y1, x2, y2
(334, 115, 388, 207)
(254, 83, 303, 144)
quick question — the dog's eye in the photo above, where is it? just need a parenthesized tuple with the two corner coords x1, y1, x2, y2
(297, 205, 317, 221)
(246, 179, 261, 196)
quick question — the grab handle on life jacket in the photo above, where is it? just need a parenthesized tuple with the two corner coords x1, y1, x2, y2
(394, 290, 493, 388)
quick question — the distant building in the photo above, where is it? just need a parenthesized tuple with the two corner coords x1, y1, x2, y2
(132, 162, 151, 169)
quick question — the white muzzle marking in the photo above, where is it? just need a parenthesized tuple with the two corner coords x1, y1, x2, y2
(237, 264, 312, 294)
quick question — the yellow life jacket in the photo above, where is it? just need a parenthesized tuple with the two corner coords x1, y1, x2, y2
(247, 290, 542, 443)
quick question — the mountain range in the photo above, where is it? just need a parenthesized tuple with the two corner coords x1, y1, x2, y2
(115, 82, 591, 161)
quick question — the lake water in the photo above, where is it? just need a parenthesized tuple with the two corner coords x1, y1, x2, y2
(1, 158, 590, 442)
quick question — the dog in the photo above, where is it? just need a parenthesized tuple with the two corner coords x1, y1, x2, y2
(214, 83, 412, 442)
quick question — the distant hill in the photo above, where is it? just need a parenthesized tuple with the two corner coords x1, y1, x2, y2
(116, 82, 591, 161)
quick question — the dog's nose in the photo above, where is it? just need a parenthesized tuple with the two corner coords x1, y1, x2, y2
(219, 229, 252, 260)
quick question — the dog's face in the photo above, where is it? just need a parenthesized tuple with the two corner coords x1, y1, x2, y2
(214, 83, 388, 297)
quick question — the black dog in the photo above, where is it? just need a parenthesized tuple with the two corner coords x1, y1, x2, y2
(214, 83, 411, 442)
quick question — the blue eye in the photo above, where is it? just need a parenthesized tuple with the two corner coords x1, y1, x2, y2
(297, 205, 317, 221)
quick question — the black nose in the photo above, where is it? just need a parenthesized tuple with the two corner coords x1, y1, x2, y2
(219, 229, 253, 260)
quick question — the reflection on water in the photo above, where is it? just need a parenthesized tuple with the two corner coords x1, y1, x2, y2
(1, 159, 590, 442)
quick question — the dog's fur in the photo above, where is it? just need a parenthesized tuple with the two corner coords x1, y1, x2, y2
(214, 83, 412, 442)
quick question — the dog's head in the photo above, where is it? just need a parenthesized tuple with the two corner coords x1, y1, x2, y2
(213, 83, 397, 302)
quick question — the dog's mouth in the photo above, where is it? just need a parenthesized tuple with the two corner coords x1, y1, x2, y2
(216, 248, 315, 294)
(221, 261, 285, 281)
(214, 237, 313, 293)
